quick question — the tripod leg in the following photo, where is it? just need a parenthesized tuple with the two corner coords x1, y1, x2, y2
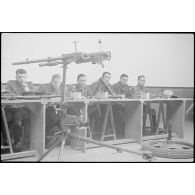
(37, 137, 62, 162)
(58, 135, 68, 161)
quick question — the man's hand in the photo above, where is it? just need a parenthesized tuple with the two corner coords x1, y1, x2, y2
(22, 83, 30, 92)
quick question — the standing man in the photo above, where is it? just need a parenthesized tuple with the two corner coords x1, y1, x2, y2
(132, 75, 157, 132)
(5, 69, 34, 152)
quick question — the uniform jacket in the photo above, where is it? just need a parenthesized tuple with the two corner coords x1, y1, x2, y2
(90, 78, 114, 95)
(131, 85, 149, 96)
(5, 80, 34, 95)
(67, 83, 93, 97)
(112, 81, 132, 97)
(40, 83, 62, 95)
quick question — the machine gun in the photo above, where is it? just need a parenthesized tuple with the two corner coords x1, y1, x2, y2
(12, 50, 111, 102)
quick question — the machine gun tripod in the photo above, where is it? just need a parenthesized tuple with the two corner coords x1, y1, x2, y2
(38, 123, 155, 162)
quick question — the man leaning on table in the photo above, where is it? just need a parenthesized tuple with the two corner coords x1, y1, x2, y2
(4, 68, 34, 152)
(112, 74, 132, 132)
(40, 74, 88, 148)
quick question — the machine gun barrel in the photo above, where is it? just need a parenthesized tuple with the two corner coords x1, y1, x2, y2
(12, 51, 111, 66)
(12, 56, 64, 65)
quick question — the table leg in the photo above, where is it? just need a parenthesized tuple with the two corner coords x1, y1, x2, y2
(166, 100, 185, 138)
(81, 102, 88, 152)
(27, 103, 46, 156)
(1, 106, 13, 153)
(124, 101, 143, 143)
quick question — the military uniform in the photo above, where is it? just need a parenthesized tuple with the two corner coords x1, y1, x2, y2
(67, 83, 93, 97)
(90, 78, 113, 96)
(5, 80, 34, 95)
(43, 83, 87, 146)
(112, 81, 132, 98)
(39, 82, 62, 95)
(4, 80, 34, 151)
(131, 85, 149, 96)
(112, 81, 132, 133)
(132, 85, 156, 131)
(66, 83, 93, 116)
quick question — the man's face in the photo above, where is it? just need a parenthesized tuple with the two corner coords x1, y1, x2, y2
(51, 78, 61, 89)
(16, 73, 27, 85)
(120, 76, 128, 85)
(102, 73, 111, 84)
(78, 76, 87, 87)
(138, 77, 145, 86)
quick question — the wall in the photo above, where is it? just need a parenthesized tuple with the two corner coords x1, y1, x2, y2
(1, 33, 194, 87)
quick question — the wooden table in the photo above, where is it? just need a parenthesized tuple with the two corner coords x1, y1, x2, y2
(140, 98, 193, 143)
(1, 97, 193, 158)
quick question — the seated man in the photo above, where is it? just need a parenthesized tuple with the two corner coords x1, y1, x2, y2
(67, 74, 96, 133)
(40, 74, 62, 95)
(4, 68, 34, 152)
(112, 74, 132, 133)
(132, 75, 157, 132)
(90, 72, 115, 136)
(39, 74, 63, 138)
(41, 74, 87, 147)
(67, 74, 93, 116)
(112, 74, 132, 98)
(90, 72, 114, 96)
(68, 74, 93, 97)
(131, 75, 149, 96)
(6, 68, 34, 95)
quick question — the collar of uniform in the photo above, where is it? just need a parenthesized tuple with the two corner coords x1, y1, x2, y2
(119, 81, 128, 88)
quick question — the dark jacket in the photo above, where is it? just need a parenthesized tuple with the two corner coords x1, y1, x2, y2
(5, 80, 34, 95)
(112, 81, 132, 97)
(67, 83, 93, 97)
(90, 78, 114, 96)
(40, 83, 62, 95)
(132, 85, 149, 96)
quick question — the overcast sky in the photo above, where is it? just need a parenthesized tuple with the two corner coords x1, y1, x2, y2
(1, 33, 194, 87)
